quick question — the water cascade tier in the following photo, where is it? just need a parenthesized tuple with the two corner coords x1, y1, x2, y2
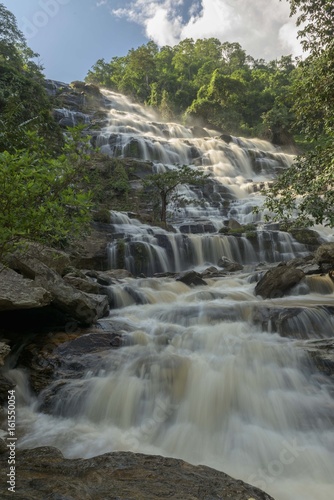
(7, 90, 334, 500)
(92, 90, 316, 276)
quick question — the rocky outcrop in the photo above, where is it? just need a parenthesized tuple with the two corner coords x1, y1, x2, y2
(255, 263, 305, 299)
(10, 254, 109, 325)
(70, 228, 110, 270)
(0, 268, 51, 311)
(2, 245, 109, 326)
(13, 326, 125, 397)
(0, 447, 275, 500)
(288, 228, 323, 249)
(176, 270, 207, 287)
(218, 256, 244, 272)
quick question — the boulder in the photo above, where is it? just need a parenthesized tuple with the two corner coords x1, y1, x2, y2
(218, 257, 244, 272)
(14, 327, 125, 397)
(0, 447, 275, 500)
(71, 229, 110, 270)
(0, 268, 51, 311)
(228, 218, 243, 230)
(315, 243, 334, 272)
(176, 270, 207, 287)
(8, 254, 109, 325)
(255, 263, 305, 299)
(289, 228, 323, 249)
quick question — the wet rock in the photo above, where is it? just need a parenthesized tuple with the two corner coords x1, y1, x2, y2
(13, 327, 124, 397)
(63, 275, 106, 295)
(298, 338, 334, 378)
(190, 125, 209, 137)
(0, 268, 51, 311)
(179, 222, 216, 234)
(176, 270, 207, 287)
(228, 218, 243, 230)
(255, 264, 305, 299)
(289, 228, 323, 249)
(0, 447, 275, 500)
(8, 253, 109, 325)
(286, 255, 320, 275)
(70, 229, 110, 271)
(315, 243, 334, 272)
(200, 266, 228, 279)
(220, 133, 232, 143)
(217, 257, 244, 272)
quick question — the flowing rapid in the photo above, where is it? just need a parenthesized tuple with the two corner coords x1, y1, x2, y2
(9, 90, 334, 500)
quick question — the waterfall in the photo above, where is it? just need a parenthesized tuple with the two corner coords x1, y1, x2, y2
(92, 89, 315, 276)
(8, 90, 334, 500)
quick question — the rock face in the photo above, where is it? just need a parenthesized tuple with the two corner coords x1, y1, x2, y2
(9, 254, 109, 325)
(0, 268, 51, 311)
(0, 447, 275, 500)
(1, 245, 110, 326)
(255, 264, 305, 299)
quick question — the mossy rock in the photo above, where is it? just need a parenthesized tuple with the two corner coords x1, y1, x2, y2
(289, 228, 322, 248)
(93, 209, 111, 224)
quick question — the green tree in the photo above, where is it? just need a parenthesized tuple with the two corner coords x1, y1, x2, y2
(144, 165, 209, 225)
(0, 129, 92, 261)
(0, 3, 62, 153)
(263, 0, 334, 226)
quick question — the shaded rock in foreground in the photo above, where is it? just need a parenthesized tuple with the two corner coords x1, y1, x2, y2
(255, 264, 305, 299)
(9, 254, 109, 325)
(0, 447, 275, 500)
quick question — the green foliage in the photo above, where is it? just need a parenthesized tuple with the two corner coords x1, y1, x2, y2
(262, 0, 334, 227)
(86, 38, 298, 137)
(143, 165, 209, 224)
(0, 129, 93, 260)
(0, 3, 62, 154)
(262, 140, 334, 227)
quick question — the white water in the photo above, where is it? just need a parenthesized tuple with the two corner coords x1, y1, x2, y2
(13, 275, 334, 500)
(8, 91, 334, 500)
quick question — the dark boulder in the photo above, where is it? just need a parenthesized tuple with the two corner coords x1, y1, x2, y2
(0, 447, 275, 500)
(255, 263, 305, 299)
(218, 257, 244, 272)
(176, 270, 207, 287)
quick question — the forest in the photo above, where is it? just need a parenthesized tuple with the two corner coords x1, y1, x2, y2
(86, 38, 297, 146)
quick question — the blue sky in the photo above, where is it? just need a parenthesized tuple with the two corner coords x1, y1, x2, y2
(2, 0, 302, 83)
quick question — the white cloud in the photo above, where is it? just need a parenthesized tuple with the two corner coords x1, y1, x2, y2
(96, 0, 107, 6)
(111, 0, 303, 60)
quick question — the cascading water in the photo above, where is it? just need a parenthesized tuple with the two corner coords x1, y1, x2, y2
(93, 89, 312, 276)
(7, 90, 334, 500)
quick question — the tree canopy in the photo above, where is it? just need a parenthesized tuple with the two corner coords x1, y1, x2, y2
(263, 0, 334, 227)
(86, 39, 298, 143)
(144, 165, 209, 225)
